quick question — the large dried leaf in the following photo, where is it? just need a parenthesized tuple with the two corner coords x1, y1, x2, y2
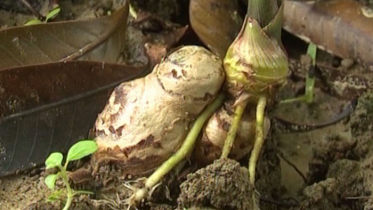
(0, 10, 189, 176)
(284, 0, 373, 70)
(0, 1, 129, 69)
(189, 0, 242, 58)
(0, 61, 148, 177)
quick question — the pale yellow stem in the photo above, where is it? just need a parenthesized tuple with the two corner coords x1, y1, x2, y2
(249, 96, 267, 184)
(221, 100, 249, 159)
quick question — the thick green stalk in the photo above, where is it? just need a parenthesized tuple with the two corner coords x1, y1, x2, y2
(247, 0, 278, 27)
(221, 99, 249, 159)
(249, 96, 267, 184)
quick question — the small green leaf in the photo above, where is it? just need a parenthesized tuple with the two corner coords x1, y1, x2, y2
(46, 7, 61, 22)
(45, 174, 59, 189)
(66, 140, 98, 162)
(47, 189, 65, 202)
(24, 19, 43, 26)
(45, 152, 63, 169)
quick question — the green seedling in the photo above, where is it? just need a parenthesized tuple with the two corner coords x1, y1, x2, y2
(44, 140, 98, 210)
(25, 6, 61, 25)
(280, 43, 317, 104)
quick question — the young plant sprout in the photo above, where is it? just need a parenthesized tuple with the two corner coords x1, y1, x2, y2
(44, 140, 98, 210)
(220, 0, 288, 187)
(280, 43, 317, 104)
(25, 6, 61, 25)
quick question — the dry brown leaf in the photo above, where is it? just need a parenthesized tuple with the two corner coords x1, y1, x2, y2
(0, 2, 129, 69)
(0, 60, 149, 177)
(189, 0, 243, 58)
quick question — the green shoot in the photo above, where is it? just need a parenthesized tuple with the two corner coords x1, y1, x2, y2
(307, 43, 317, 66)
(304, 43, 317, 103)
(44, 140, 98, 210)
(221, 99, 248, 158)
(24, 19, 43, 25)
(280, 43, 317, 104)
(25, 7, 61, 26)
(129, 2, 138, 19)
(248, 96, 267, 184)
(45, 7, 61, 22)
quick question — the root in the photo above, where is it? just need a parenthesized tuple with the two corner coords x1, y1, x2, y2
(125, 181, 164, 208)
(221, 99, 249, 159)
(98, 193, 127, 210)
(249, 96, 267, 185)
(129, 188, 148, 207)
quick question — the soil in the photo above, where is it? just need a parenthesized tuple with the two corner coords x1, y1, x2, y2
(177, 159, 255, 210)
(1, 1, 373, 210)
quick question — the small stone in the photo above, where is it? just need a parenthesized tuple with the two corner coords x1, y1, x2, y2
(341, 58, 354, 69)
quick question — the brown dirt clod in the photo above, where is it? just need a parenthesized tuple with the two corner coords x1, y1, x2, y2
(177, 158, 255, 210)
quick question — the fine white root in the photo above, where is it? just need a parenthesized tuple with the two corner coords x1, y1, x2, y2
(248, 96, 267, 185)
(127, 93, 225, 206)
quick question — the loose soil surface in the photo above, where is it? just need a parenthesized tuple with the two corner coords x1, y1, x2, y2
(1, 0, 373, 210)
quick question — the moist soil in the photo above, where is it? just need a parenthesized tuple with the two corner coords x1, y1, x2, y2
(1, 0, 373, 210)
